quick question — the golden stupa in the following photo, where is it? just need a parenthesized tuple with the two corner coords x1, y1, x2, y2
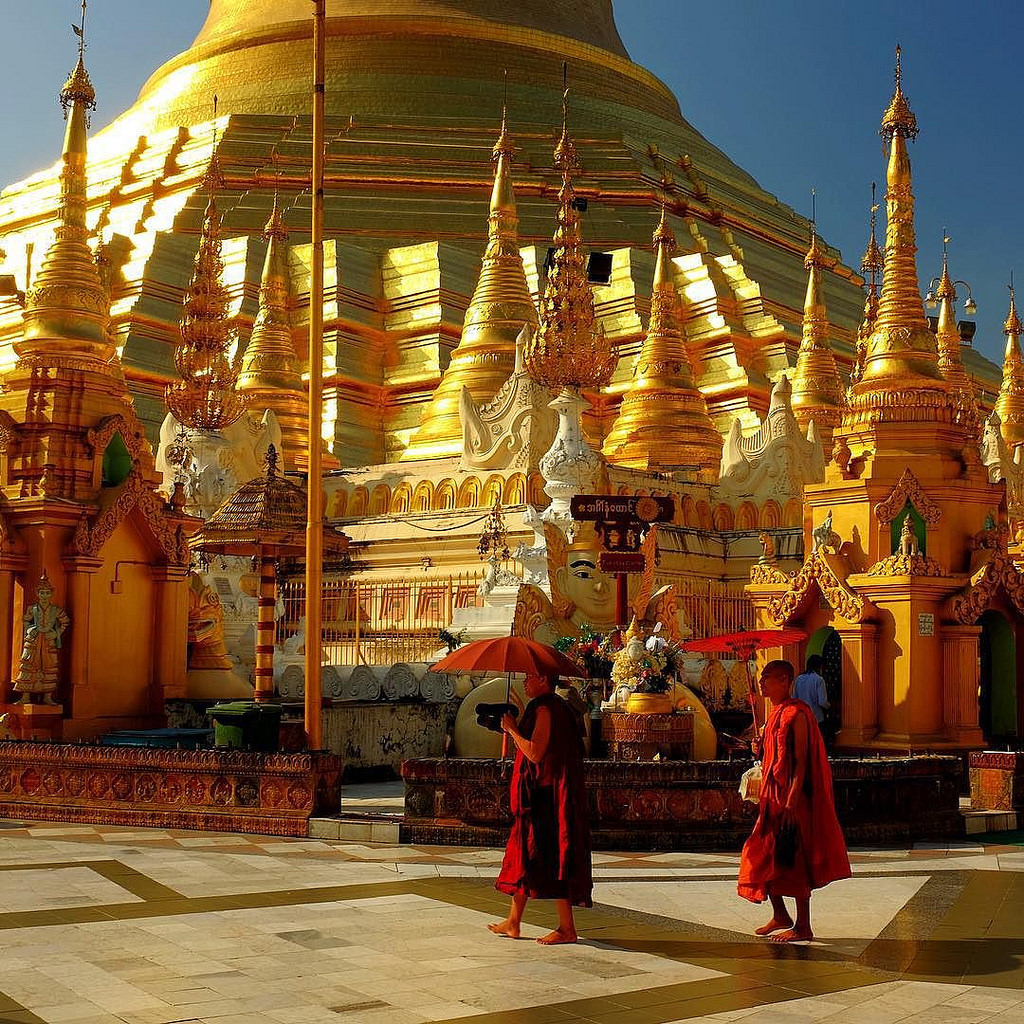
(0, 0, 879, 468)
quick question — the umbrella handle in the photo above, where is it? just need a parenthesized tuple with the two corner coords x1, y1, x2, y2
(503, 672, 513, 760)
(747, 661, 762, 740)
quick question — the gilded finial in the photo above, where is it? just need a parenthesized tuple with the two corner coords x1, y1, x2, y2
(860, 183, 883, 280)
(62, 0, 96, 119)
(1004, 277, 1023, 338)
(881, 44, 918, 141)
(494, 68, 512, 159)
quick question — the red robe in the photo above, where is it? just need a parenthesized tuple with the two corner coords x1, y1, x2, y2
(496, 692, 593, 907)
(738, 698, 850, 903)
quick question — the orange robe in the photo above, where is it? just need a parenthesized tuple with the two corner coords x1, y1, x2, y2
(738, 698, 850, 903)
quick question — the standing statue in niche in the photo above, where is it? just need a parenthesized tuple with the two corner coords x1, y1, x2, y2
(14, 573, 70, 705)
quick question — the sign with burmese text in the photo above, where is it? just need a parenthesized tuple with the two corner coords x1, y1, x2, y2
(570, 495, 675, 524)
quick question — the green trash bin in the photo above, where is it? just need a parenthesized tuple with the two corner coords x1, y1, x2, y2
(209, 701, 282, 753)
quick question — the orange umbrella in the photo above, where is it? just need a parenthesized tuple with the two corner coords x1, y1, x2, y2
(433, 635, 586, 678)
(681, 628, 807, 737)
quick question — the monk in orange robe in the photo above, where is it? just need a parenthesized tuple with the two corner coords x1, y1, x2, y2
(489, 673, 592, 944)
(738, 659, 850, 942)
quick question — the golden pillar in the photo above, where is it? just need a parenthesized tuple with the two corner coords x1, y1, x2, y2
(255, 555, 277, 704)
(304, 0, 326, 749)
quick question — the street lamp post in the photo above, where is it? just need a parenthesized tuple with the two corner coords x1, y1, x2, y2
(304, 0, 326, 750)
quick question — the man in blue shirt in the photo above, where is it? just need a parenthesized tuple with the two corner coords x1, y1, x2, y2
(792, 655, 829, 730)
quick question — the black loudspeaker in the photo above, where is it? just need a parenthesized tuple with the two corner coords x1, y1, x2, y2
(587, 252, 613, 284)
(571, 196, 589, 213)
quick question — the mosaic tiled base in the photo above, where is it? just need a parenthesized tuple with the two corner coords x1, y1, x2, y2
(402, 755, 964, 849)
(0, 741, 342, 836)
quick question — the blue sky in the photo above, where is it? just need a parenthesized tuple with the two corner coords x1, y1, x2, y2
(0, 0, 1016, 364)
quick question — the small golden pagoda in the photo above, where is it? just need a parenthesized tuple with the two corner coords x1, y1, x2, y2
(934, 245, 980, 439)
(995, 288, 1024, 452)
(851, 187, 884, 389)
(0, 24, 193, 739)
(602, 209, 722, 477)
(790, 222, 845, 454)
(403, 108, 538, 461)
(238, 195, 309, 470)
(747, 48, 1011, 752)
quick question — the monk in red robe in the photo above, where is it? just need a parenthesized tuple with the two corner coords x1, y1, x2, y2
(738, 659, 850, 942)
(489, 673, 592, 944)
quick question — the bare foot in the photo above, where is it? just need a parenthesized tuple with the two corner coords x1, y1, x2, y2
(487, 919, 521, 939)
(537, 928, 578, 945)
(754, 916, 793, 936)
(769, 928, 813, 943)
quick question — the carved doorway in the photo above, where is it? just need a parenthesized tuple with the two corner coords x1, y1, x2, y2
(807, 626, 842, 746)
(978, 610, 1017, 743)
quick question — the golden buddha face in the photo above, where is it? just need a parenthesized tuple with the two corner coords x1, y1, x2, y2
(556, 547, 615, 626)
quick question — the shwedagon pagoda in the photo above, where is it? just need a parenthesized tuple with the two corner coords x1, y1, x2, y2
(0, 0, 1019, 813)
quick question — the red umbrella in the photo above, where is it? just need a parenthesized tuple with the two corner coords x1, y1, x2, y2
(433, 635, 586, 678)
(682, 628, 807, 661)
(681, 628, 807, 737)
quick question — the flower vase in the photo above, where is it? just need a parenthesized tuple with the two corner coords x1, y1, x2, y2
(624, 692, 673, 715)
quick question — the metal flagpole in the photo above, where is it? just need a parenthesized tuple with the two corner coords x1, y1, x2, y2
(303, 0, 326, 750)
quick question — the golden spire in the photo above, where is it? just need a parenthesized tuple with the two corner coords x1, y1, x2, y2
(602, 208, 721, 475)
(851, 185, 883, 389)
(849, 46, 948, 417)
(20, 1, 112, 362)
(790, 207, 844, 451)
(996, 281, 1024, 450)
(402, 89, 538, 460)
(238, 192, 309, 468)
(165, 101, 247, 431)
(933, 236, 979, 437)
(524, 71, 616, 391)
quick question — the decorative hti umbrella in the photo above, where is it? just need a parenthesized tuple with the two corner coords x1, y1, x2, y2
(189, 446, 350, 703)
(682, 628, 807, 735)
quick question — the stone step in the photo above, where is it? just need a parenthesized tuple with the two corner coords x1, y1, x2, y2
(963, 808, 1018, 835)
(309, 814, 402, 843)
